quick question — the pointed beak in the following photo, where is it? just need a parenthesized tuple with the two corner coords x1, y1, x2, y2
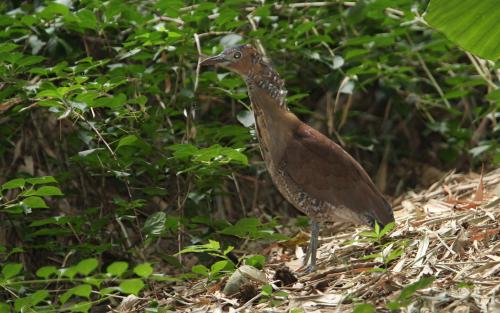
(200, 54, 226, 66)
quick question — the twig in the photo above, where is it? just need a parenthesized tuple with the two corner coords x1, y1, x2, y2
(235, 292, 262, 312)
(304, 261, 383, 281)
(246, 13, 267, 57)
(115, 214, 133, 248)
(73, 110, 133, 199)
(406, 34, 451, 108)
(194, 33, 202, 92)
(232, 172, 246, 216)
(465, 52, 497, 90)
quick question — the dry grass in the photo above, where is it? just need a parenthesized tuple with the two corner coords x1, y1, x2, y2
(118, 168, 500, 312)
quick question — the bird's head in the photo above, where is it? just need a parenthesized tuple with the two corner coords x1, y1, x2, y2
(200, 44, 261, 78)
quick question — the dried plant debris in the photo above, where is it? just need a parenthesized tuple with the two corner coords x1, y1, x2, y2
(142, 169, 499, 312)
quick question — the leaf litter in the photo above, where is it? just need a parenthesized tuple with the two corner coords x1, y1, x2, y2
(118, 168, 499, 312)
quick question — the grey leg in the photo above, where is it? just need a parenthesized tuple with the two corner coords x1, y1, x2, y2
(302, 221, 320, 272)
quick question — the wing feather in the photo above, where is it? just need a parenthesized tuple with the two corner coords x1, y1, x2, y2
(281, 124, 394, 225)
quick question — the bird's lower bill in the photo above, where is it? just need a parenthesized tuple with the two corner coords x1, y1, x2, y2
(200, 54, 228, 66)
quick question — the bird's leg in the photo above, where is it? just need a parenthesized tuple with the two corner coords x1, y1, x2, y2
(302, 220, 320, 272)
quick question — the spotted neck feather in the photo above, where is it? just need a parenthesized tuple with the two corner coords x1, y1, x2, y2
(245, 58, 288, 109)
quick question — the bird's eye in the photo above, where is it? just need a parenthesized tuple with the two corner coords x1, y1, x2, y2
(234, 52, 242, 59)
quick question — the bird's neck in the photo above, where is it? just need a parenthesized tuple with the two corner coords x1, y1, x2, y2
(245, 62, 288, 110)
(244, 64, 300, 166)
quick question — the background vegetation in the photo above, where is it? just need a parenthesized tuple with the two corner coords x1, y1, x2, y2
(0, 0, 498, 312)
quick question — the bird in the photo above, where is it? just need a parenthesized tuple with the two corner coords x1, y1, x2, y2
(200, 44, 394, 272)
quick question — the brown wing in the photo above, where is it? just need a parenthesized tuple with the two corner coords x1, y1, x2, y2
(282, 123, 394, 226)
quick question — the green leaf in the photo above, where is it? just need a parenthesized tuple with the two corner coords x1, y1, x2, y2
(2, 178, 25, 190)
(0, 43, 18, 53)
(398, 276, 436, 301)
(17, 55, 45, 68)
(245, 255, 266, 269)
(71, 284, 92, 298)
(37, 89, 62, 98)
(30, 290, 49, 306)
(143, 212, 166, 238)
(210, 260, 229, 276)
(22, 196, 49, 209)
(117, 135, 138, 149)
(59, 290, 73, 304)
(36, 266, 58, 279)
(178, 240, 221, 255)
(77, 9, 98, 30)
(60, 266, 78, 279)
(486, 89, 500, 101)
(379, 222, 396, 238)
(14, 297, 31, 312)
(352, 303, 377, 313)
(40, 3, 70, 19)
(75, 258, 99, 276)
(424, 0, 500, 60)
(119, 278, 145, 295)
(133, 263, 153, 278)
(70, 302, 92, 313)
(2, 263, 23, 279)
(31, 186, 64, 196)
(26, 176, 58, 185)
(261, 284, 273, 296)
(169, 144, 198, 159)
(191, 264, 209, 276)
(107, 262, 129, 277)
(0, 303, 10, 313)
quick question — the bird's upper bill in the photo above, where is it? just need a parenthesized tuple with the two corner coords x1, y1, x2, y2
(200, 44, 259, 75)
(199, 54, 227, 66)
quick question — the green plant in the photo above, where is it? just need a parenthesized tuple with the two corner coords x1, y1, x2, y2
(260, 284, 289, 307)
(359, 222, 396, 244)
(387, 276, 436, 310)
(0, 259, 169, 312)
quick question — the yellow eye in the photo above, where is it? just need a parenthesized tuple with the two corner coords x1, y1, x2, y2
(234, 52, 242, 59)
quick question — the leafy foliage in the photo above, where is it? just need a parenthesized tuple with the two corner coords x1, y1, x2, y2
(0, 259, 162, 312)
(0, 0, 498, 311)
(424, 0, 500, 60)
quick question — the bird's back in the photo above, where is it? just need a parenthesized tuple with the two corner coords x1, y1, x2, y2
(277, 121, 394, 227)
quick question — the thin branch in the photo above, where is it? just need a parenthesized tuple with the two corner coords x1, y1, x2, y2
(406, 34, 451, 108)
(194, 33, 202, 92)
